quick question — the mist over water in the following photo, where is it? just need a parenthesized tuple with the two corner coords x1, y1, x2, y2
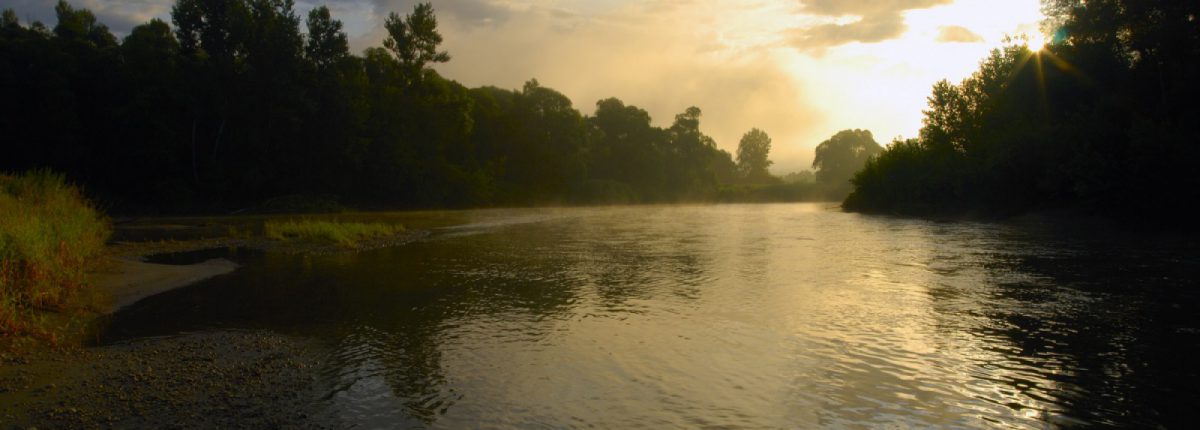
(106, 204, 1200, 428)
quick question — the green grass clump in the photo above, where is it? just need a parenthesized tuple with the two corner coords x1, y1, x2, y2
(1, 170, 111, 339)
(263, 219, 404, 247)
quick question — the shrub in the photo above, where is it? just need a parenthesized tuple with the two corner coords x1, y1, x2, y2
(1, 170, 110, 337)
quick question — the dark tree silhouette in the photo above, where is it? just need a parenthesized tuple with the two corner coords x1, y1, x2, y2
(0, 1, 814, 212)
(305, 6, 348, 70)
(384, 2, 449, 84)
(845, 0, 1200, 219)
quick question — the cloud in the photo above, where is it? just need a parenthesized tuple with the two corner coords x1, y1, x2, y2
(790, 14, 906, 51)
(799, 0, 951, 17)
(934, 25, 982, 43)
(4, 0, 172, 35)
(790, 0, 952, 51)
(347, 0, 518, 28)
(4, 0, 57, 27)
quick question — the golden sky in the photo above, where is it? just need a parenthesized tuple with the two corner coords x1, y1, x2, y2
(10, 0, 1047, 173)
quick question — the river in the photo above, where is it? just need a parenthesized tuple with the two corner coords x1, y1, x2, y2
(103, 203, 1200, 428)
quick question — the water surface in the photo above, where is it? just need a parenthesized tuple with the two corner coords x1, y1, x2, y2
(105, 204, 1200, 428)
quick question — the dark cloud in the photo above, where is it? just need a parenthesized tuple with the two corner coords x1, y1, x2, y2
(4, 0, 59, 27)
(3, 0, 172, 36)
(935, 25, 983, 43)
(791, 0, 952, 51)
(359, 0, 516, 28)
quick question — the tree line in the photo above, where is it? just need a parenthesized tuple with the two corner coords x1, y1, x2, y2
(1, 1, 834, 213)
(845, 0, 1199, 219)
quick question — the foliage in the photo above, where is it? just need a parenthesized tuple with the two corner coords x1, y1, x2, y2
(781, 170, 815, 184)
(845, 0, 1200, 218)
(383, 2, 449, 83)
(1, 170, 110, 338)
(812, 129, 883, 197)
(736, 128, 774, 184)
(264, 219, 404, 247)
(304, 6, 347, 70)
(716, 182, 843, 203)
(0, 1, 772, 212)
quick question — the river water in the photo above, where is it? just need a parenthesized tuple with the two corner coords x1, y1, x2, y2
(105, 204, 1200, 428)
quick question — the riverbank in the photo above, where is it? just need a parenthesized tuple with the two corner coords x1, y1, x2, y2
(93, 256, 240, 314)
(95, 225, 428, 314)
(0, 330, 331, 428)
(1, 219, 428, 428)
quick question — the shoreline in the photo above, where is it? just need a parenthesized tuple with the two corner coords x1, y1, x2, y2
(93, 257, 240, 314)
(0, 330, 331, 428)
(0, 227, 430, 428)
(93, 227, 430, 314)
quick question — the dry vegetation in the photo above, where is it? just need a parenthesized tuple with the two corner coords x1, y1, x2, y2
(264, 219, 405, 248)
(1, 170, 110, 341)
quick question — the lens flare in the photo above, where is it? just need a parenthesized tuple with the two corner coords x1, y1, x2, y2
(1025, 33, 1047, 51)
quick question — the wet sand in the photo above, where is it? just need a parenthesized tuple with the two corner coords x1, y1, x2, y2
(93, 257, 240, 313)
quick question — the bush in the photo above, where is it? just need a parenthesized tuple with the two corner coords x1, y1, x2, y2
(1, 170, 110, 337)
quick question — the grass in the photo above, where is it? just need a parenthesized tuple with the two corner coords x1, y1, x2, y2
(1, 170, 111, 342)
(263, 219, 404, 247)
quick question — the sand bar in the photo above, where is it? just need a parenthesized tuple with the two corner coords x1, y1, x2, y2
(91, 257, 239, 313)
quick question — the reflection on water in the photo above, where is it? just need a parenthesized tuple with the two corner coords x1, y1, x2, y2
(105, 204, 1200, 428)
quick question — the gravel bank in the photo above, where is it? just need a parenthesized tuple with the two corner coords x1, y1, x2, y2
(0, 330, 335, 429)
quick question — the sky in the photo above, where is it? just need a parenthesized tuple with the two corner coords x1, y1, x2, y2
(7, 0, 1046, 174)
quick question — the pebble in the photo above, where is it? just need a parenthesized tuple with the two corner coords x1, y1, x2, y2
(0, 330, 330, 428)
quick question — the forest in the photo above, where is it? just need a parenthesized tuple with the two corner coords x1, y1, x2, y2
(1, 1, 877, 213)
(845, 0, 1200, 219)
(8, 0, 1178, 219)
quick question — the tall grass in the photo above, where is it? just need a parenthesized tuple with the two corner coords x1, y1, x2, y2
(1, 170, 110, 338)
(264, 219, 404, 247)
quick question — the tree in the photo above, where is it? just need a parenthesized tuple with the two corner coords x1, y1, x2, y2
(383, 3, 449, 84)
(781, 170, 814, 184)
(812, 129, 883, 189)
(503, 79, 587, 201)
(53, 1, 116, 48)
(172, 0, 250, 65)
(123, 19, 179, 61)
(304, 6, 347, 70)
(736, 128, 773, 183)
(587, 97, 665, 199)
(2, 9, 21, 32)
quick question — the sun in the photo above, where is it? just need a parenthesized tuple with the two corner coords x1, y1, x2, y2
(1024, 32, 1047, 51)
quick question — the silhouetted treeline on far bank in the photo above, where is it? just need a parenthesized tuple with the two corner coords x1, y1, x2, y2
(2, 1, 841, 214)
(844, 0, 1200, 219)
